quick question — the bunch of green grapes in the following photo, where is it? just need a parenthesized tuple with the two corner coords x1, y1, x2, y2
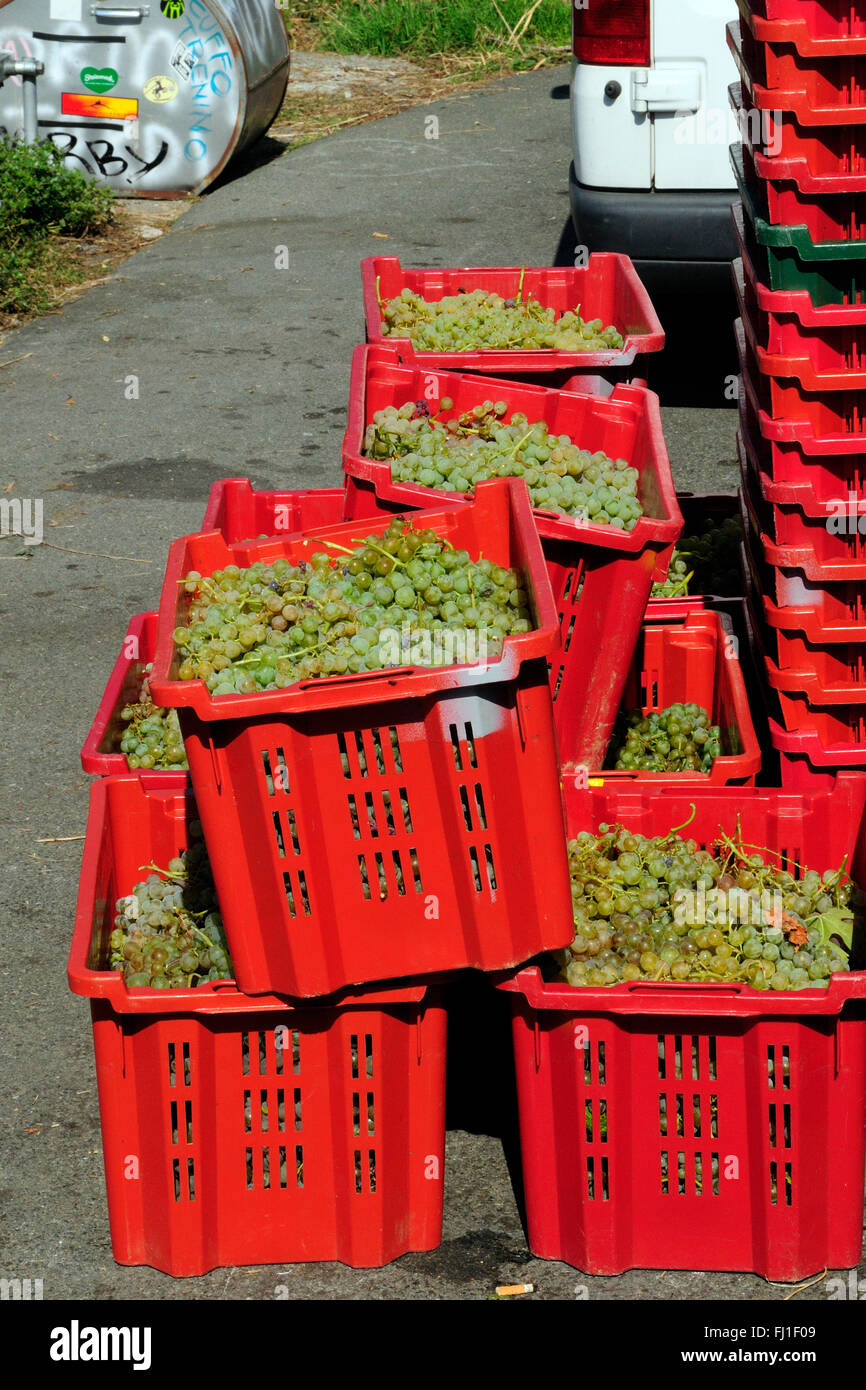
(119, 669, 187, 769)
(363, 397, 643, 528)
(652, 517, 743, 597)
(548, 817, 857, 990)
(607, 702, 722, 773)
(109, 833, 233, 989)
(173, 516, 534, 695)
(380, 285, 624, 353)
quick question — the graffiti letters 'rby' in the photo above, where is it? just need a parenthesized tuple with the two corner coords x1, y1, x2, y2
(45, 131, 170, 183)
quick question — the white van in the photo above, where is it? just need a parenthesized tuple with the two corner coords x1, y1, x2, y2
(569, 0, 739, 289)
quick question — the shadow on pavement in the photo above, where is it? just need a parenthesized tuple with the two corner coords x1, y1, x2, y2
(553, 216, 739, 409)
(204, 134, 290, 197)
(443, 971, 529, 1236)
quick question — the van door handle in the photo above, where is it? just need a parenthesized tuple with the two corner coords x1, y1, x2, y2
(631, 68, 701, 114)
(90, 5, 150, 20)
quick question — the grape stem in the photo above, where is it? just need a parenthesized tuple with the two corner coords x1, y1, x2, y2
(319, 539, 356, 557)
(138, 860, 186, 885)
(668, 804, 697, 836)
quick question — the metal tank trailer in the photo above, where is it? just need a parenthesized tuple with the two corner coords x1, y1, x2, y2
(0, 0, 290, 194)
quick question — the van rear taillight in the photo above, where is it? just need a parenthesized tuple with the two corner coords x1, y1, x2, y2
(572, 0, 650, 66)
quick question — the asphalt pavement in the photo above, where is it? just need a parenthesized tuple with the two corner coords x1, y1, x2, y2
(1, 62, 855, 1305)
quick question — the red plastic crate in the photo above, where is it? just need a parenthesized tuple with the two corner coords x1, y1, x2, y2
(200, 480, 346, 544)
(744, 577, 866, 786)
(737, 0, 866, 55)
(81, 613, 171, 777)
(756, 619, 866, 745)
(736, 317, 866, 442)
(67, 774, 447, 1276)
(761, 646, 866, 744)
(741, 461, 866, 584)
(739, 354, 866, 478)
(736, 266, 866, 394)
(733, 82, 866, 192)
(497, 777, 866, 1279)
(765, 667, 866, 743)
(341, 344, 680, 551)
(739, 416, 866, 565)
(729, 19, 866, 124)
(772, 717, 866, 786)
(339, 348, 683, 768)
(742, 501, 866, 664)
(745, 544, 866, 680)
(148, 481, 573, 998)
(747, 586, 866, 748)
(738, 290, 866, 394)
(737, 140, 866, 241)
(737, 215, 866, 357)
(361, 256, 665, 374)
(577, 605, 761, 786)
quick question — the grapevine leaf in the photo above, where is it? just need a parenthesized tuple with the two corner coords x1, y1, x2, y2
(806, 906, 855, 954)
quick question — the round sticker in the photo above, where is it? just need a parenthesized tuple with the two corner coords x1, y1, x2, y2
(143, 74, 179, 103)
(160, 0, 185, 16)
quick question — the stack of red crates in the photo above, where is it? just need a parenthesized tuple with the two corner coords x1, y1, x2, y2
(72, 477, 584, 1276)
(72, 245, 866, 1290)
(730, 0, 866, 786)
(71, 254, 681, 1278)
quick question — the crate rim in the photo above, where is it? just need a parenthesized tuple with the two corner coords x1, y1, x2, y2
(148, 478, 561, 721)
(342, 343, 683, 553)
(495, 960, 866, 1016)
(68, 772, 439, 1015)
(361, 253, 665, 370)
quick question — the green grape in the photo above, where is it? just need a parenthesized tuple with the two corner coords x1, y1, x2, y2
(118, 668, 188, 770)
(549, 820, 859, 991)
(607, 702, 721, 774)
(108, 832, 233, 991)
(173, 516, 535, 693)
(379, 286, 624, 353)
(363, 398, 642, 528)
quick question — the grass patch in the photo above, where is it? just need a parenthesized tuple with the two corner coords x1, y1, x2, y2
(0, 138, 114, 316)
(277, 0, 570, 149)
(315, 0, 570, 57)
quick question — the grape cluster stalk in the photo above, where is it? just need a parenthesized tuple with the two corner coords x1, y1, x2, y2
(363, 397, 643, 527)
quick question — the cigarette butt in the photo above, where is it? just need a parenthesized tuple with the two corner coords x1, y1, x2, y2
(495, 1283, 533, 1297)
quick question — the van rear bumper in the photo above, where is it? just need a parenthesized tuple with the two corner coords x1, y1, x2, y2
(569, 163, 738, 265)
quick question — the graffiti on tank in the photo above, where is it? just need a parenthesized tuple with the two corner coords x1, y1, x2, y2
(43, 129, 170, 181)
(1, 33, 34, 84)
(0, 0, 286, 192)
(175, 0, 234, 162)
